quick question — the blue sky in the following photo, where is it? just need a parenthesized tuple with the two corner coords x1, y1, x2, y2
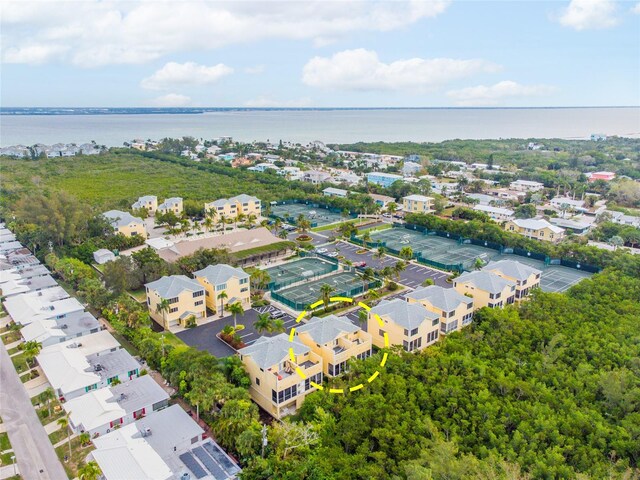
(2, 0, 639, 107)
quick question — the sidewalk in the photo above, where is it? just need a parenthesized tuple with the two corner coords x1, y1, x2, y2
(0, 464, 19, 480)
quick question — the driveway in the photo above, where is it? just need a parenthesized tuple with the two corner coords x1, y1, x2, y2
(0, 342, 67, 480)
(324, 241, 451, 288)
(177, 307, 297, 358)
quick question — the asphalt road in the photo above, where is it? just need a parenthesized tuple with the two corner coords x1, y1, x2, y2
(0, 342, 67, 480)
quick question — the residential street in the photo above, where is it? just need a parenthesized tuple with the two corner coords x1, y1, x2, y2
(0, 342, 67, 480)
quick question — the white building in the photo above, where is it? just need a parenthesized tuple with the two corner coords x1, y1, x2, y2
(510, 180, 544, 192)
(323, 187, 349, 198)
(20, 311, 101, 348)
(3, 286, 83, 326)
(93, 249, 116, 265)
(473, 204, 515, 221)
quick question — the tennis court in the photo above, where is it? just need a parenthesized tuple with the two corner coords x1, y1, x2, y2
(273, 271, 373, 310)
(271, 203, 345, 227)
(264, 257, 338, 290)
(505, 256, 592, 292)
(429, 245, 503, 270)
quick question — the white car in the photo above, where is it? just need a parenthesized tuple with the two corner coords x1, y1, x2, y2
(316, 248, 328, 254)
(327, 252, 339, 258)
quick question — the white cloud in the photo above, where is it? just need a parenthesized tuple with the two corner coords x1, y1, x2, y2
(3, 44, 69, 65)
(1, 0, 450, 67)
(244, 96, 313, 108)
(302, 49, 500, 91)
(149, 93, 192, 107)
(446, 81, 557, 106)
(244, 65, 265, 75)
(632, 2, 640, 13)
(557, 0, 618, 30)
(141, 62, 233, 90)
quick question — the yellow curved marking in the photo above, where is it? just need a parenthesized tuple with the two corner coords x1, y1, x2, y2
(330, 296, 353, 303)
(380, 352, 388, 367)
(374, 313, 384, 327)
(310, 382, 323, 390)
(310, 300, 324, 309)
(295, 367, 307, 379)
(383, 332, 389, 347)
(358, 302, 371, 311)
(329, 388, 344, 394)
(349, 384, 364, 392)
(296, 311, 307, 323)
(368, 371, 380, 383)
(289, 348, 295, 363)
(289, 328, 296, 342)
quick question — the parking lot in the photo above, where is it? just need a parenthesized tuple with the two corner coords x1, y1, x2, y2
(323, 241, 451, 288)
(176, 306, 297, 358)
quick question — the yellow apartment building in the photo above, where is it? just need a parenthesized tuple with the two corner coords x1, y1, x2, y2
(482, 259, 541, 300)
(145, 275, 206, 330)
(368, 299, 441, 352)
(131, 195, 158, 215)
(405, 285, 475, 334)
(157, 197, 183, 216)
(296, 315, 372, 377)
(192, 264, 250, 313)
(102, 210, 146, 237)
(238, 334, 323, 419)
(402, 194, 434, 214)
(204, 194, 261, 219)
(504, 218, 565, 243)
(453, 271, 517, 309)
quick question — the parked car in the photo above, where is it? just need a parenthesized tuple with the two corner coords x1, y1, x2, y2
(354, 261, 367, 267)
(270, 310, 285, 319)
(327, 252, 339, 258)
(316, 248, 328, 254)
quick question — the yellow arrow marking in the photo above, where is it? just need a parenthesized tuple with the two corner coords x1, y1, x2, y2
(349, 384, 364, 392)
(296, 311, 307, 323)
(375, 314, 384, 327)
(358, 302, 371, 311)
(368, 371, 380, 383)
(289, 328, 296, 342)
(380, 352, 388, 367)
(329, 388, 344, 394)
(295, 367, 307, 379)
(310, 382, 323, 390)
(289, 348, 295, 363)
(383, 332, 389, 347)
(330, 296, 353, 303)
(310, 300, 323, 309)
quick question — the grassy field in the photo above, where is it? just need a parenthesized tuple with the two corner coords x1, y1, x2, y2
(0, 152, 299, 210)
(56, 436, 94, 479)
(0, 432, 11, 451)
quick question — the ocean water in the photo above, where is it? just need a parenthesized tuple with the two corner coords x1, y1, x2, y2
(1, 107, 638, 147)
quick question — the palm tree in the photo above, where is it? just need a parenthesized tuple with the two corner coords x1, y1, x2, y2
(218, 214, 227, 234)
(204, 211, 216, 233)
(373, 246, 387, 261)
(359, 267, 375, 293)
(399, 246, 413, 262)
(234, 212, 246, 229)
(228, 301, 244, 328)
(393, 260, 406, 280)
(273, 217, 283, 234)
(271, 319, 286, 334)
(319, 283, 335, 312)
(357, 309, 368, 326)
(217, 291, 228, 317)
(22, 340, 42, 370)
(156, 298, 170, 323)
(254, 313, 272, 334)
(39, 387, 55, 418)
(386, 202, 398, 216)
(367, 288, 381, 301)
(246, 214, 257, 228)
(297, 216, 311, 234)
(57, 414, 72, 458)
(78, 432, 90, 447)
(474, 258, 485, 270)
(609, 235, 624, 251)
(361, 231, 372, 249)
(278, 230, 289, 239)
(78, 461, 102, 480)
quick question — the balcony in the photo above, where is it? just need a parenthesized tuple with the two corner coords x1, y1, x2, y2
(269, 351, 322, 387)
(329, 331, 371, 363)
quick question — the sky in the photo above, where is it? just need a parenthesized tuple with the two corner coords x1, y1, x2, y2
(1, 0, 639, 108)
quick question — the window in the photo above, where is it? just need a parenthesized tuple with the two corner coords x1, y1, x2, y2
(540, 231, 545, 237)
(107, 376, 118, 384)
(427, 330, 439, 343)
(256, 378, 260, 386)
(193, 290, 204, 298)
(169, 307, 178, 313)
(462, 313, 473, 326)
(411, 327, 419, 336)
(240, 278, 248, 285)
(403, 337, 422, 352)
(467, 302, 473, 309)
(305, 372, 323, 391)
(241, 287, 248, 293)
(191, 436, 199, 444)
(85, 384, 98, 392)
(432, 318, 439, 326)
(205, 290, 210, 297)
(441, 320, 458, 333)
(216, 283, 227, 291)
(356, 349, 372, 360)
(128, 369, 138, 377)
(272, 385, 297, 404)
(329, 361, 348, 376)
(379, 329, 385, 337)
(194, 300, 203, 306)
(168, 297, 179, 304)
(147, 298, 151, 306)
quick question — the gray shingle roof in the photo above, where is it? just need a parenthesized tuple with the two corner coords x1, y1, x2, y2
(370, 299, 439, 329)
(455, 270, 516, 294)
(296, 315, 359, 344)
(230, 194, 259, 204)
(239, 333, 309, 369)
(103, 210, 143, 228)
(145, 275, 203, 298)
(405, 285, 473, 311)
(193, 264, 248, 285)
(482, 260, 541, 282)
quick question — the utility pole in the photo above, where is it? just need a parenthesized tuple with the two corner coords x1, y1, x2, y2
(261, 424, 268, 458)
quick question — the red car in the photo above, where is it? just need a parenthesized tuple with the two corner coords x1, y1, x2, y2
(354, 261, 367, 268)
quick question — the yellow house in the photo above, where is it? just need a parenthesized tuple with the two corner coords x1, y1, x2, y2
(368, 299, 440, 352)
(402, 194, 434, 214)
(296, 315, 372, 377)
(192, 264, 250, 313)
(102, 210, 146, 237)
(405, 285, 475, 334)
(131, 195, 158, 215)
(145, 275, 206, 330)
(238, 334, 323, 419)
(157, 197, 183, 216)
(482, 259, 541, 300)
(504, 218, 565, 243)
(204, 194, 261, 219)
(454, 271, 516, 309)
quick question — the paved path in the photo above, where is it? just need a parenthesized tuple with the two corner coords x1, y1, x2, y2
(0, 464, 20, 479)
(0, 341, 67, 480)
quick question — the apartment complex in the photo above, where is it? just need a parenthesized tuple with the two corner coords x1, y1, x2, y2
(473, 204, 514, 222)
(509, 180, 544, 192)
(145, 275, 206, 329)
(405, 285, 475, 334)
(368, 299, 441, 352)
(454, 271, 517, 309)
(238, 334, 323, 419)
(131, 195, 158, 214)
(103, 210, 146, 237)
(193, 263, 250, 312)
(367, 172, 403, 187)
(482, 260, 541, 299)
(296, 315, 372, 377)
(402, 194, 434, 214)
(504, 218, 565, 242)
(204, 194, 261, 218)
(157, 197, 183, 216)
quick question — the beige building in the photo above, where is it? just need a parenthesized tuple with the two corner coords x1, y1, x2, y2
(406, 285, 475, 335)
(145, 275, 206, 329)
(238, 334, 323, 419)
(296, 315, 372, 377)
(131, 195, 158, 215)
(402, 194, 434, 214)
(368, 299, 441, 352)
(102, 210, 146, 237)
(454, 271, 516, 309)
(192, 264, 250, 313)
(157, 197, 183, 216)
(504, 218, 565, 243)
(482, 260, 541, 300)
(204, 194, 261, 218)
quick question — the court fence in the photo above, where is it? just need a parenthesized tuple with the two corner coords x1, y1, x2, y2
(268, 200, 357, 226)
(267, 254, 339, 291)
(271, 278, 381, 311)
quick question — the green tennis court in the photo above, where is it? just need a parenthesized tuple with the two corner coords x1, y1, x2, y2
(507, 256, 592, 292)
(271, 203, 345, 227)
(264, 257, 338, 290)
